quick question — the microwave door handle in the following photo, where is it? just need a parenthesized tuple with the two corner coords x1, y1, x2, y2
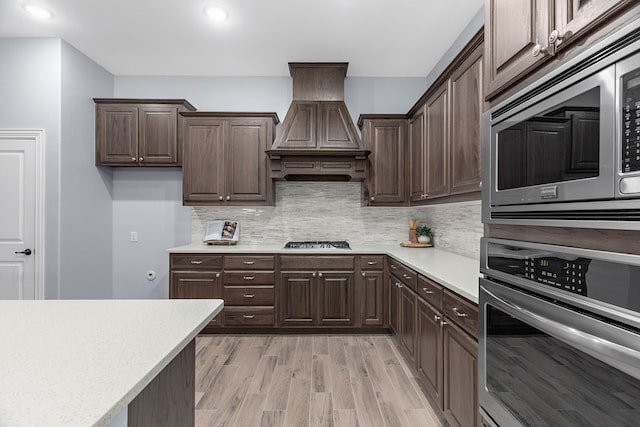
(482, 286, 640, 380)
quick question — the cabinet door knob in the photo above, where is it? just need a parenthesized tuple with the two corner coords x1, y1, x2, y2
(226, 196, 231, 201)
(434, 315, 441, 322)
(131, 157, 137, 162)
(318, 272, 323, 278)
(312, 272, 317, 278)
(362, 272, 366, 277)
(452, 307, 468, 317)
(370, 196, 375, 201)
(218, 196, 223, 201)
(422, 288, 434, 294)
(441, 320, 448, 326)
(215, 273, 220, 278)
(139, 157, 144, 162)
(532, 43, 548, 57)
(548, 29, 563, 45)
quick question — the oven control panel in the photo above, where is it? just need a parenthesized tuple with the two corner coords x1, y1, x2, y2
(622, 68, 640, 173)
(524, 257, 589, 295)
(487, 254, 590, 296)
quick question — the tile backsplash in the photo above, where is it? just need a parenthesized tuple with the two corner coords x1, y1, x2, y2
(191, 182, 482, 259)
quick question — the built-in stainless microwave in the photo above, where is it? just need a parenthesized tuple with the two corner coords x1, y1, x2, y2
(483, 19, 640, 229)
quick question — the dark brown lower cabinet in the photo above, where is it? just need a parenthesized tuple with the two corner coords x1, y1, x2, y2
(443, 318, 479, 427)
(358, 269, 385, 326)
(280, 270, 355, 327)
(389, 275, 401, 335)
(417, 296, 443, 407)
(400, 285, 417, 362)
(169, 271, 223, 328)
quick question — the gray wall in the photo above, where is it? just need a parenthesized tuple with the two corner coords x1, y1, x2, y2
(60, 41, 114, 298)
(0, 38, 62, 298)
(0, 38, 114, 299)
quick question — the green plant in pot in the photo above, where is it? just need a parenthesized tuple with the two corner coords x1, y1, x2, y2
(416, 225, 433, 244)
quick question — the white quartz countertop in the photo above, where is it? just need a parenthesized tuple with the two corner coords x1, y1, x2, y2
(0, 299, 223, 427)
(168, 243, 480, 303)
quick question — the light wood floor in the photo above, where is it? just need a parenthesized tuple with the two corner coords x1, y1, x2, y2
(194, 334, 443, 427)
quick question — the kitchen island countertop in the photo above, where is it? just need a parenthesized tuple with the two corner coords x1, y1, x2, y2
(0, 299, 223, 427)
(168, 243, 480, 303)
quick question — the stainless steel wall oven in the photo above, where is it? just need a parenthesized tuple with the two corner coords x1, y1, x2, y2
(479, 238, 640, 427)
(482, 18, 640, 229)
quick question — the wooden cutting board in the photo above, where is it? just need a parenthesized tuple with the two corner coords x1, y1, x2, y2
(400, 242, 433, 248)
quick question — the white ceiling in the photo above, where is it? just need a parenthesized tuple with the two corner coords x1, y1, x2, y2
(0, 0, 484, 77)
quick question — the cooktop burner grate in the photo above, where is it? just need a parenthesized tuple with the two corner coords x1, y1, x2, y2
(284, 241, 351, 249)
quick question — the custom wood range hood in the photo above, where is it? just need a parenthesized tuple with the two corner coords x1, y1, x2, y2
(266, 62, 370, 181)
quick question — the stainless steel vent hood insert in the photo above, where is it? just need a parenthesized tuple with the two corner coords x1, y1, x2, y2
(266, 62, 370, 181)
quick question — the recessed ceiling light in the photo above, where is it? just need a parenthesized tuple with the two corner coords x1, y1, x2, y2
(22, 3, 53, 20)
(204, 5, 228, 22)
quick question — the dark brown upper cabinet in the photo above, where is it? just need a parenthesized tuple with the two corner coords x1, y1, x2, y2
(94, 99, 195, 167)
(449, 44, 483, 196)
(358, 115, 408, 206)
(408, 30, 483, 205)
(485, 0, 636, 101)
(180, 112, 279, 206)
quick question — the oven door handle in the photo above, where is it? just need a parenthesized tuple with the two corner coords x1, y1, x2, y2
(482, 283, 640, 380)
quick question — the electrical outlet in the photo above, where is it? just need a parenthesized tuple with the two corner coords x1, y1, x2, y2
(130, 231, 138, 242)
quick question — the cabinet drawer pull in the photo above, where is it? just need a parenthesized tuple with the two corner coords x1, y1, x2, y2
(242, 314, 256, 319)
(190, 260, 203, 265)
(403, 274, 411, 279)
(390, 264, 397, 270)
(452, 307, 468, 318)
(367, 261, 377, 265)
(243, 260, 255, 265)
(243, 276, 255, 280)
(243, 294, 255, 298)
(422, 288, 434, 294)
(434, 315, 441, 322)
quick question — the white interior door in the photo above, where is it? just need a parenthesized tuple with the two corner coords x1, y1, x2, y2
(0, 130, 43, 299)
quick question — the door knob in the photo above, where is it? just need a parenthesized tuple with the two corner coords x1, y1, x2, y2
(15, 249, 32, 255)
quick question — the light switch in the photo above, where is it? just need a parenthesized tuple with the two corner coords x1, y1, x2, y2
(130, 231, 138, 242)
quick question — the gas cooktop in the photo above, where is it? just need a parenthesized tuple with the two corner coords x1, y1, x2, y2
(284, 241, 351, 249)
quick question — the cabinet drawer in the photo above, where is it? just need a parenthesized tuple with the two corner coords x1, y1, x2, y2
(388, 258, 417, 292)
(223, 286, 274, 305)
(417, 275, 443, 310)
(359, 255, 385, 270)
(224, 307, 275, 326)
(280, 256, 355, 271)
(224, 255, 275, 270)
(443, 290, 478, 338)
(171, 254, 223, 270)
(224, 271, 274, 285)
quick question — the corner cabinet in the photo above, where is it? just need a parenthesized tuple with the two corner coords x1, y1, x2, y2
(181, 112, 279, 206)
(485, 0, 636, 99)
(94, 99, 196, 167)
(358, 115, 408, 206)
